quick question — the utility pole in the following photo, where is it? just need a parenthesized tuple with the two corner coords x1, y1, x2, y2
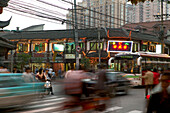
(161, 0, 164, 54)
(74, 0, 79, 70)
(11, 50, 13, 73)
(98, 27, 101, 66)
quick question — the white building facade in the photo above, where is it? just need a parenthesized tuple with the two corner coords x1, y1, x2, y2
(66, 0, 127, 29)
(126, 0, 170, 23)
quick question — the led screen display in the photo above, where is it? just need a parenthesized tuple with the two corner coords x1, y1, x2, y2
(53, 44, 64, 52)
(107, 41, 133, 52)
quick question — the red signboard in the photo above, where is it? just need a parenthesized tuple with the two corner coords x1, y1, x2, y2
(33, 53, 45, 57)
(107, 41, 133, 52)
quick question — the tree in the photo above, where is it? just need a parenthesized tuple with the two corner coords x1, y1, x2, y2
(0, 0, 10, 7)
(128, 0, 154, 5)
(15, 53, 31, 72)
(80, 57, 90, 70)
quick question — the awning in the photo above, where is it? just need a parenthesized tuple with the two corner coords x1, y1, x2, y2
(86, 51, 108, 58)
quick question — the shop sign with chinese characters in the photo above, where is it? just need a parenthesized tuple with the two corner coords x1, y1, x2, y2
(107, 41, 133, 52)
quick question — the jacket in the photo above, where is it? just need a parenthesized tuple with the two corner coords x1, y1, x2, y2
(147, 91, 170, 113)
(152, 72, 160, 85)
(141, 71, 153, 85)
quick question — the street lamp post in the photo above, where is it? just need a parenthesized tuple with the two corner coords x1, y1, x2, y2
(98, 27, 101, 66)
(74, 0, 79, 70)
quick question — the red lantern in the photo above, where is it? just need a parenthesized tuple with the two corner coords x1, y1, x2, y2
(0, 7, 3, 14)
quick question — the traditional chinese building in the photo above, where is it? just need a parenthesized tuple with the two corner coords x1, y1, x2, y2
(1, 27, 170, 72)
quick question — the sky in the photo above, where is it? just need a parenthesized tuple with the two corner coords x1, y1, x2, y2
(0, 0, 83, 30)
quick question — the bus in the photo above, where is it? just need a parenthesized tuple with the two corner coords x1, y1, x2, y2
(108, 52, 170, 86)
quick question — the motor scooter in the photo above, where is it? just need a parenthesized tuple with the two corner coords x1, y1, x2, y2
(44, 79, 52, 95)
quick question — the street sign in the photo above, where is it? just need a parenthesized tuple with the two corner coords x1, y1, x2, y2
(107, 41, 133, 52)
(76, 45, 81, 52)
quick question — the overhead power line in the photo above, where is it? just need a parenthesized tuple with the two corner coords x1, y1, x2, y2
(7, 0, 155, 32)
(61, 0, 128, 23)
(10, 0, 120, 27)
(11, 0, 66, 17)
(7, 5, 96, 28)
(60, 0, 154, 29)
(35, 0, 124, 27)
(4, 8, 62, 25)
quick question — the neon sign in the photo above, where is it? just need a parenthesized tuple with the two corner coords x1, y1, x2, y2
(107, 41, 133, 52)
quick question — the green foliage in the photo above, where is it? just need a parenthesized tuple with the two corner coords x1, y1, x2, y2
(80, 57, 90, 69)
(128, 0, 154, 5)
(16, 53, 31, 71)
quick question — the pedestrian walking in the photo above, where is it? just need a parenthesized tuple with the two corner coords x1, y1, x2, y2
(146, 72, 170, 113)
(22, 67, 34, 82)
(139, 68, 154, 98)
(35, 67, 39, 74)
(0, 64, 9, 73)
(152, 68, 160, 88)
(36, 68, 46, 82)
(58, 68, 62, 78)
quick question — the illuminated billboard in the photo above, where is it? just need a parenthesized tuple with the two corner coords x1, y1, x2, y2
(107, 41, 133, 52)
(53, 44, 64, 52)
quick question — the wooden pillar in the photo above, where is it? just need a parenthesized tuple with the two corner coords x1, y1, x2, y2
(47, 40, 50, 63)
(29, 40, 32, 53)
(29, 40, 32, 63)
(140, 40, 143, 51)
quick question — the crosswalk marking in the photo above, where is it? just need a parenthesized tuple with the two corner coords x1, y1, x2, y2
(28, 97, 66, 105)
(127, 110, 143, 113)
(5, 95, 144, 113)
(98, 106, 123, 113)
(26, 101, 63, 109)
(19, 106, 61, 113)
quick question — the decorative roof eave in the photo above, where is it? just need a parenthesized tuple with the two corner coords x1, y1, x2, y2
(107, 37, 130, 40)
(1, 28, 128, 40)
(0, 37, 17, 49)
(0, 16, 12, 28)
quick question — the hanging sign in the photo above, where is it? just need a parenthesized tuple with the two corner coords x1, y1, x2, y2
(107, 41, 133, 52)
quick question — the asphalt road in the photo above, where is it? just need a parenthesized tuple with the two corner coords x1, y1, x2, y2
(0, 86, 148, 113)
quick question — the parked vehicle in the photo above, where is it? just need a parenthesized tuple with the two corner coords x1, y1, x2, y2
(83, 72, 130, 97)
(0, 73, 44, 108)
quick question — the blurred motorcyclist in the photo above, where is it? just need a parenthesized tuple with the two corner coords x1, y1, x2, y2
(36, 68, 54, 95)
(64, 66, 91, 106)
(44, 68, 54, 95)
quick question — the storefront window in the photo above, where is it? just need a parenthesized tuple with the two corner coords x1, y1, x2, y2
(90, 42, 97, 50)
(33, 43, 45, 52)
(90, 42, 103, 50)
(97, 43, 103, 50)
(142, 45, 148, 51)
(66, 44, 75, 54)
(18, 43, 28, 52)
(79, 43, 84, 49)
(132, 43, 138, 52)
